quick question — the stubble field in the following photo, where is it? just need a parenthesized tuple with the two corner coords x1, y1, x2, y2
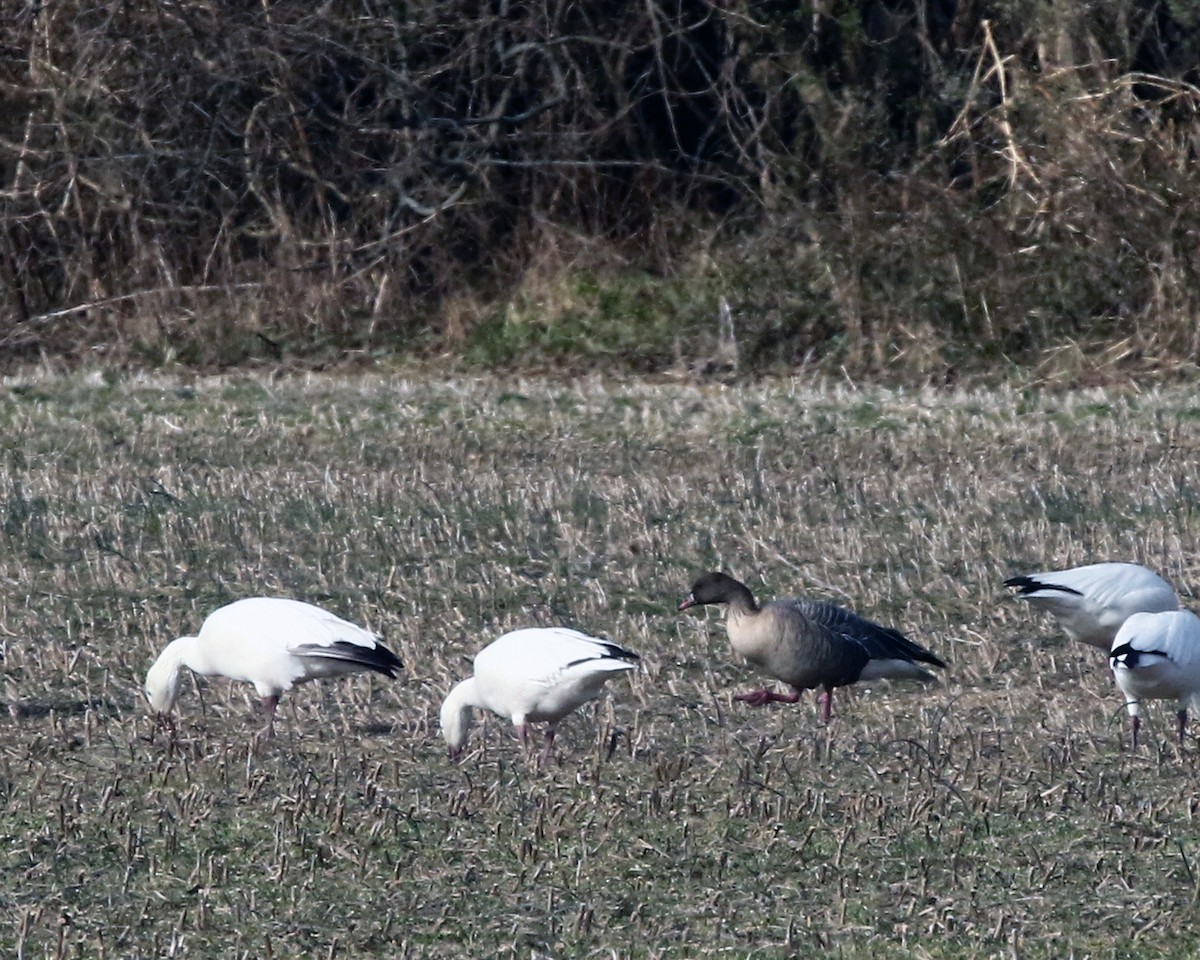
(3, 371, 1200, 958)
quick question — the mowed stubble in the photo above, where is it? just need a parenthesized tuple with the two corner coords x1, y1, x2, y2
(1, 372, 1198, 959)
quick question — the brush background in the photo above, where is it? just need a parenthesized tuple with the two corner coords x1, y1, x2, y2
(4, 3, 1198, 382)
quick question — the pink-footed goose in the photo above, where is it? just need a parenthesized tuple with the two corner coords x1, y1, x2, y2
(679, 572, 945, 722)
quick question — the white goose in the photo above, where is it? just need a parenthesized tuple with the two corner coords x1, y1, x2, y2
(1005, 562, 1179, 649)
(440, 627, 639, 760)
(1110, 609, 1200, 748)
(145, 597, 402, 736)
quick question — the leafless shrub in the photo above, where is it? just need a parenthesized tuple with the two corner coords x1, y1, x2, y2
(1, 2, 1197, 377)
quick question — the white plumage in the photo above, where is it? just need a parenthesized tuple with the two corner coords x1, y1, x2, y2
(1005, 562, 1179, 649)
(145, 597, 402, 735)
(439, 627, 639, 760)
(1110, 609, 1200, 748)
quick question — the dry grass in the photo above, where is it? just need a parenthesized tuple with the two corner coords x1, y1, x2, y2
(3, 371, 1200, 958)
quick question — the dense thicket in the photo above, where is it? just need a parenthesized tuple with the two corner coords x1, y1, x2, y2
(1, 1, 1197, 378)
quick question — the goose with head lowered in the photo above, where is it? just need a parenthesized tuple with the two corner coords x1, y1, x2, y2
(679, 572, 945, 722)
(1110, 609, 1200, 749)
(145, 597, 402, 736)
(440, 626, 639, 762)
(1004, 562, 1179, 650)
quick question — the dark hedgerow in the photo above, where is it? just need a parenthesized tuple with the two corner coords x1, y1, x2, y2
(0, 1, 1197, 381)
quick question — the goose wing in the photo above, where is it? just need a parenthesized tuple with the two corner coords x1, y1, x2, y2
(786, 599, 945, 668)
(211, 597, 402, 677)
(1110, 610, 1200, 671)
(478, 627, 638, 679)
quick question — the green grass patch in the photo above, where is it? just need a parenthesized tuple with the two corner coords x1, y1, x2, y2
(465, 268, 718, 370)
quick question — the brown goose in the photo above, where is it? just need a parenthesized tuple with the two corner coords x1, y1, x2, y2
(679, 572, 945, 722)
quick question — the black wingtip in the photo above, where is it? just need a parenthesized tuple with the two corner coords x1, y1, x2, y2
(597, 640, 641, 663)
(882, 626, 946, 669)
(1004, 575, 1083, 597)
(1110, 642, 1169, 670)
(333, 640, 403, 678)
(921, 649, 948, 670)
(1109, 641, 1135, 667)
(564, 639, 641, 669)
(895, 637, 946, 669)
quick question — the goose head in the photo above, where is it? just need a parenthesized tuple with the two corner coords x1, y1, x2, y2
(679, 572, 751, 610)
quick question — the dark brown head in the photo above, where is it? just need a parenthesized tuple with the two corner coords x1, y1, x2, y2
(679, 572, 755, 611)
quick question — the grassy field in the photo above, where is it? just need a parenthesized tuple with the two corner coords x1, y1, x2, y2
(3, 370, 1200, 958)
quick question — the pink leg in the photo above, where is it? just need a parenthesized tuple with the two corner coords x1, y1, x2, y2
(539, 728, 557, 765)
(734, 688, 802, 707)
(818, 688, 835, 724)
(261, 695, 279, 738)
